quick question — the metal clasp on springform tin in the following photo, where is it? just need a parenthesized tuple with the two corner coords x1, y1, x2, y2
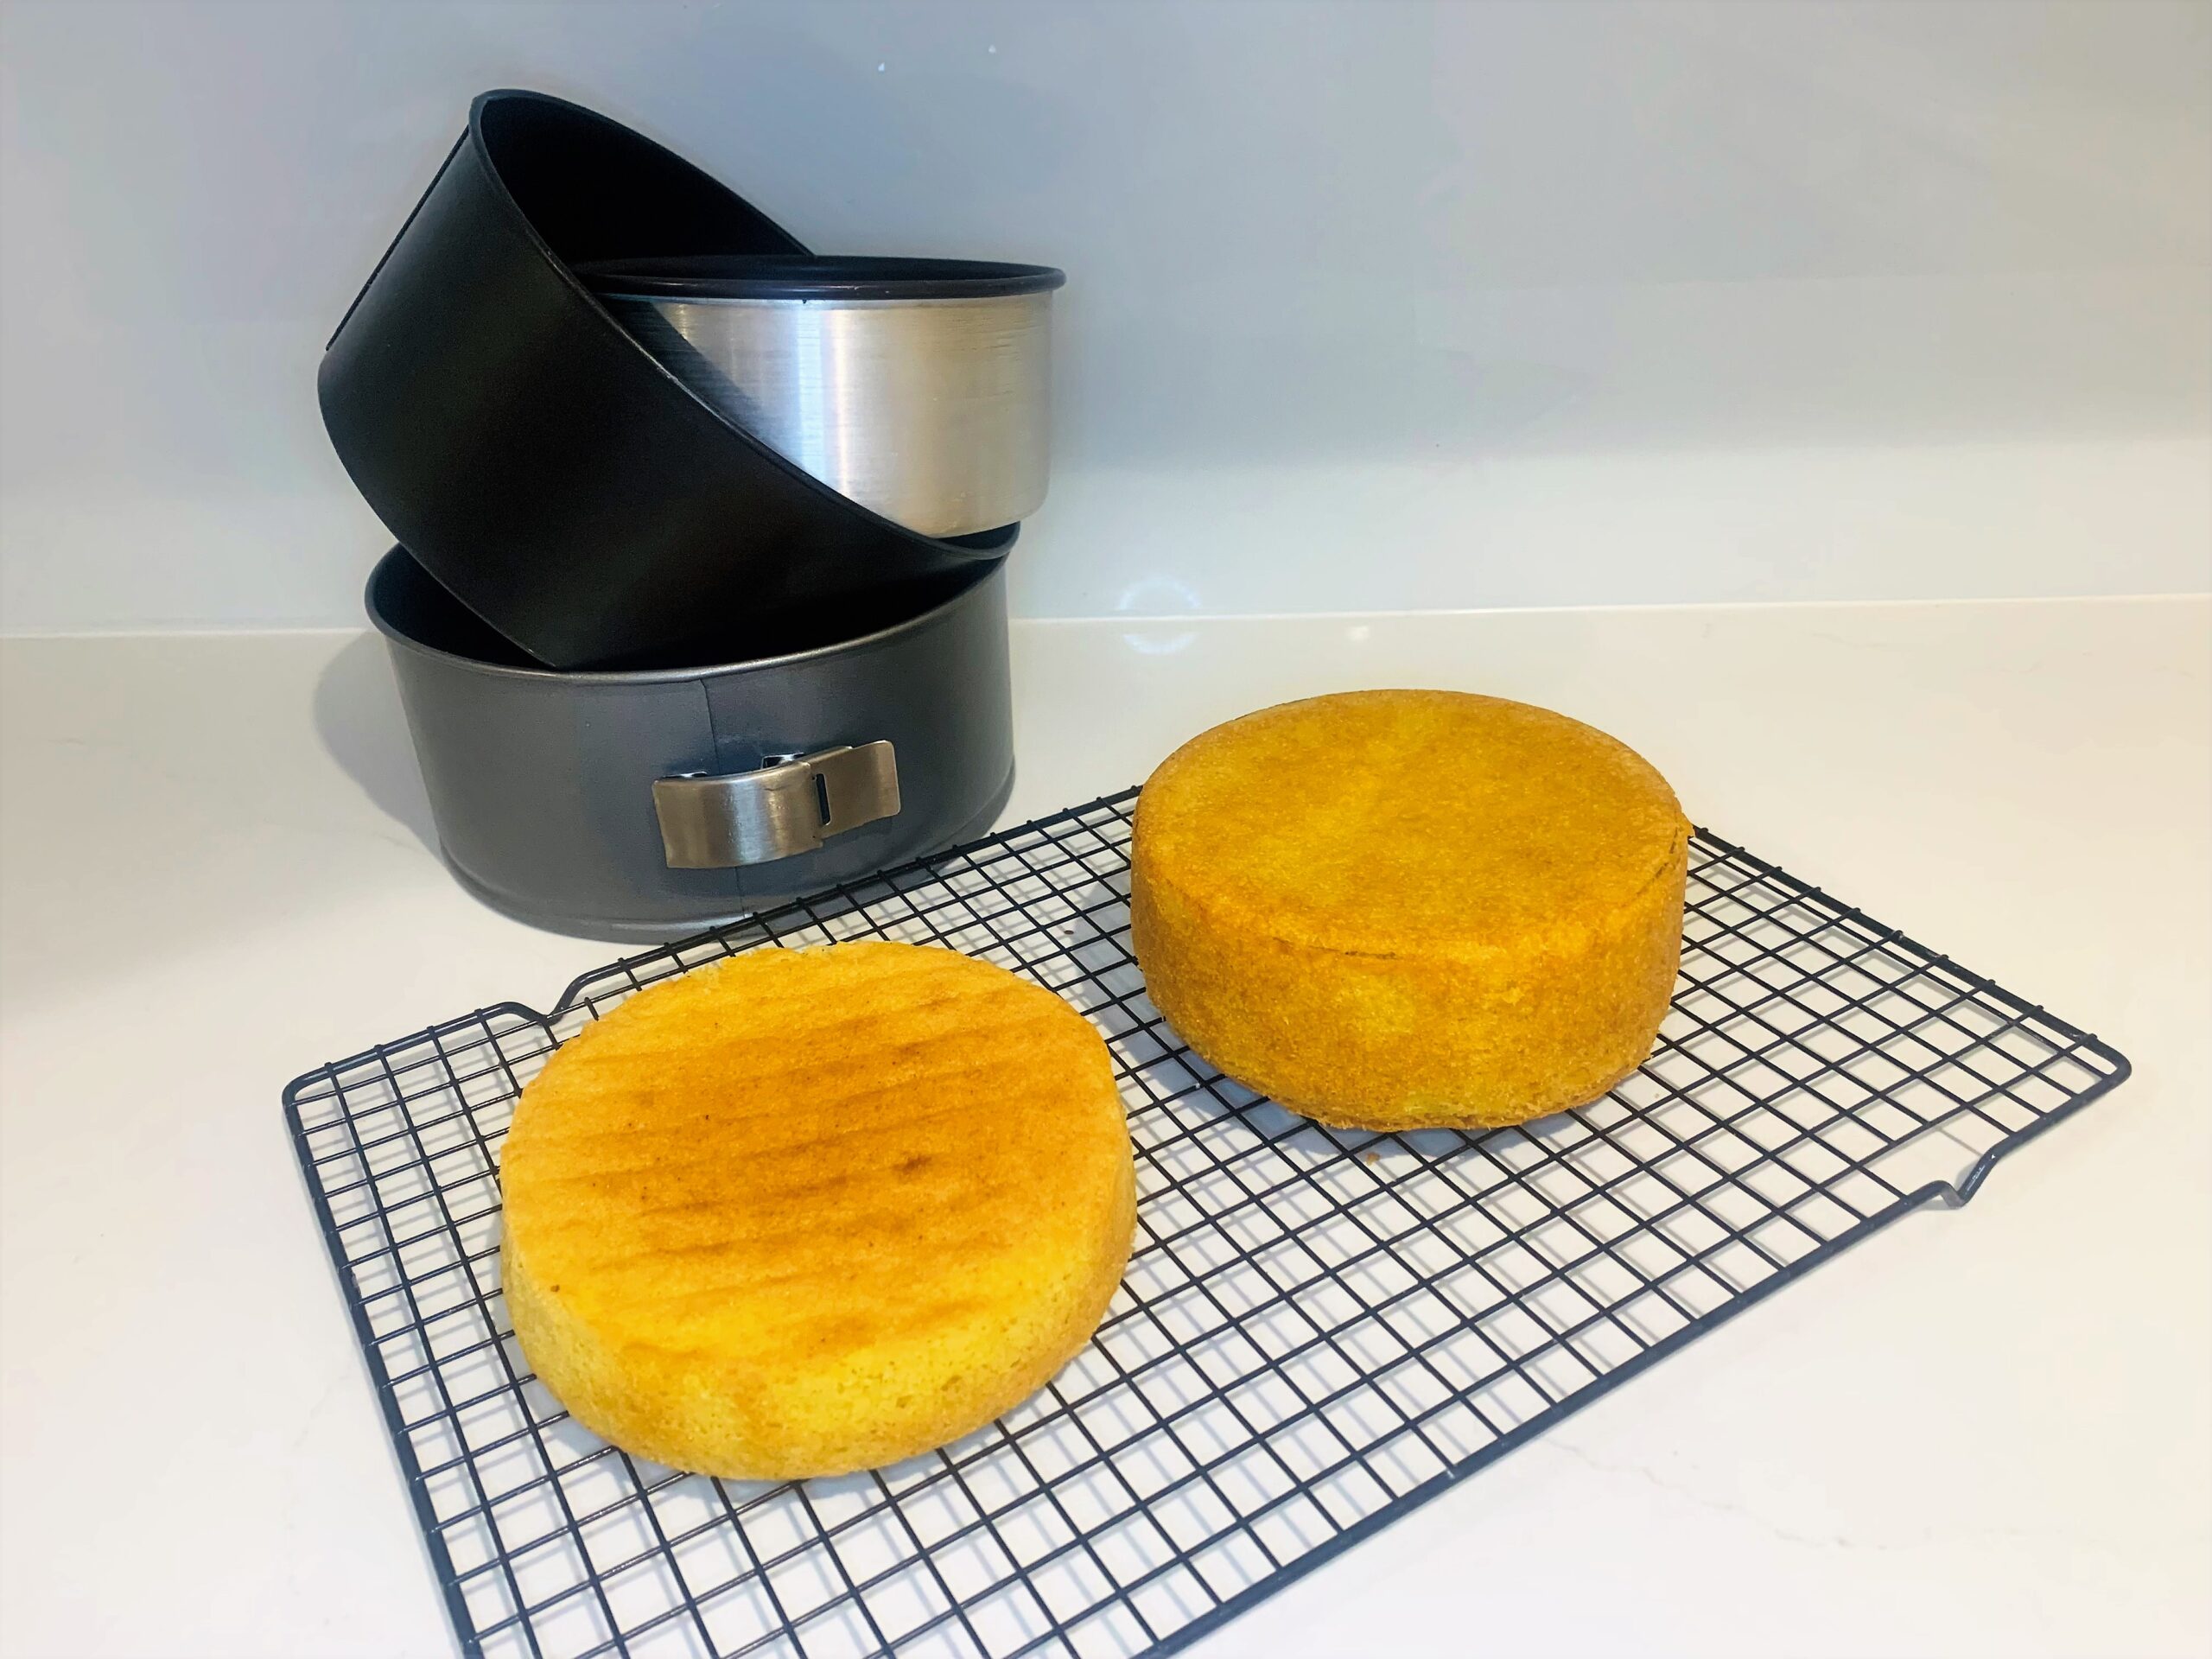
(652, 742, 901, 869)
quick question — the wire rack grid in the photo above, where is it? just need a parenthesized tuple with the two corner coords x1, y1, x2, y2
(286, 785, 2128, 1659)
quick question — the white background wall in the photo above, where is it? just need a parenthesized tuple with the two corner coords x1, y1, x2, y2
(2, 0, 2207, 632)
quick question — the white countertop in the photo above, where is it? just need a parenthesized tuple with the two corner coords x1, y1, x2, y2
(2, 595, 2207, 1659)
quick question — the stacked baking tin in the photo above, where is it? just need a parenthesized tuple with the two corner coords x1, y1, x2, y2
(321, 92, 1062, 938)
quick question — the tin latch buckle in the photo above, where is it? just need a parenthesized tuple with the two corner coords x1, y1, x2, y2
(652, 742, 900, 869)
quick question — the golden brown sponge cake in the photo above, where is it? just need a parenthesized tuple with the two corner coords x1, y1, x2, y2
(1130, 690, 1690, 1130)
(499, 941, 1135, 1479)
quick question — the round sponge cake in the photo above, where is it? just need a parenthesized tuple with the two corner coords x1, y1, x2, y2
(1130, 690, 1690, 1131)
(499, 941, 1135, 1479)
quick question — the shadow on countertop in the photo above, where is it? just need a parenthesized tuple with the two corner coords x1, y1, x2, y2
(313, 632, 439, 855)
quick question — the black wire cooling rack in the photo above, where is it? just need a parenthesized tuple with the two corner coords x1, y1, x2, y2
(286, 787, 2128, 1659)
